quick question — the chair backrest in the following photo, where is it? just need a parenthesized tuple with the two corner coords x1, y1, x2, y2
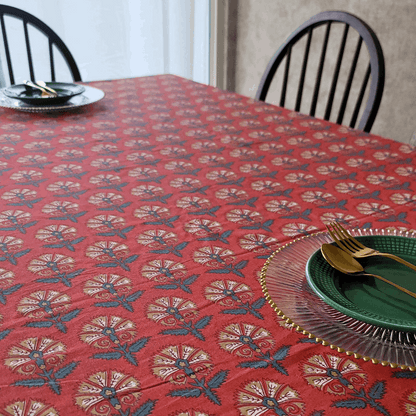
(0, 5, 81, 86)
(255, 11, 385, 133)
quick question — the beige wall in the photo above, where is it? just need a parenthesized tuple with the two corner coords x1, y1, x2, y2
(231, 0, 416, 143)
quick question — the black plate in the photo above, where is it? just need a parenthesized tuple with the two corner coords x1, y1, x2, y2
(3, 82, 85, 105)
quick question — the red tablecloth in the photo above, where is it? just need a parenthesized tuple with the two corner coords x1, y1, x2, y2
(0, 74, 415, 416)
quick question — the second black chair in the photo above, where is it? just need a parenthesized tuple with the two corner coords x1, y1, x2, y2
(256, 11, 385, 133)
(0, 5, 82, 86)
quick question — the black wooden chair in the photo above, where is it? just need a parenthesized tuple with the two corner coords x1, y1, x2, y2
(256, 11, 385, 133)
(0, 5, 81, 86)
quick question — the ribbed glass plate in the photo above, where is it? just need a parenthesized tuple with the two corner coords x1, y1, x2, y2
(260, 228, 416, 370)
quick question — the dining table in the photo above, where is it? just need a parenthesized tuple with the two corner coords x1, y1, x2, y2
(0, 73, 415, 416)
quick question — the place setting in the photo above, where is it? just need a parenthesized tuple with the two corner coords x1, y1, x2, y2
(261, 222, 416, 370)
(0, 79, 105, 112)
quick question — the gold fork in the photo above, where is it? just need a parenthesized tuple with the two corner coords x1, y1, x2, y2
(326, 222, 416, 273)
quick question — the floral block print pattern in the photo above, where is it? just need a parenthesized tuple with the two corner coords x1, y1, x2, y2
(0, 74, 414, 415)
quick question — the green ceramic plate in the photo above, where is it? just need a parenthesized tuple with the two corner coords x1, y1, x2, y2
(306, 235, 416, 331)
(3, 82, 85, 105)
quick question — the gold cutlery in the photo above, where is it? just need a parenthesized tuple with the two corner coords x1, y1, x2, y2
(23, 80, 57, 97)
(321, 243, 416, 299)
(326, 222, 416, 273)
(35, 80, 58, 96)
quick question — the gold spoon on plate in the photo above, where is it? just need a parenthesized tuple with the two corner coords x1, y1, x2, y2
(320, 243, 416, 299)
(35, 80, 58, 96)
(23, 80, 57, 97)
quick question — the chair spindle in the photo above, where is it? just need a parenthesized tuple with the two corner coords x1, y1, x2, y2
(23, 20, 35, 81)
(49, 40, 56, 81)
(337, 36, 363, 126)
(324, 23, 349, 121)
(295, 27, 313, 112)
(310, 22, 331, 117)
(280, 44, 292, 107)
(0, 14, 14, 85)
(350, 63, 371, 128)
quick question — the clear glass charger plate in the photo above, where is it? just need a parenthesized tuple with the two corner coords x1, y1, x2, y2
(260, 228, 416, 370)
(0, 85, 104, 112)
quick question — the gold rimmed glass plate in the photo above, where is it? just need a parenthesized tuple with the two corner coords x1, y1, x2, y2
(260, 228, 416, 370)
